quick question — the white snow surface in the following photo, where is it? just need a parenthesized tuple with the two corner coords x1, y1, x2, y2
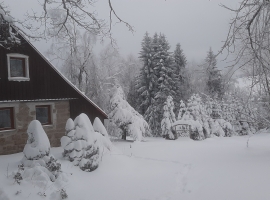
(1, 132, 270, 200)
(23, 120, 50, 160)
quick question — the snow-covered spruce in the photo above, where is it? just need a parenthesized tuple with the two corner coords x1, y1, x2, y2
(109, 85, 152, 141)
(161, 96, 176, 140)
(93, 117, 109, 138)
(21, 120, 62, 184)
(93, 117, 113, 151)
(23, 120, 50, 160)
(177, 100, 186, 120)
(61, 114, 101, 172)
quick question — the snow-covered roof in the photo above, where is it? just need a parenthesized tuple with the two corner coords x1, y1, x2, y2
(0, 98, 76, 103)
(16, 29, 108, 118)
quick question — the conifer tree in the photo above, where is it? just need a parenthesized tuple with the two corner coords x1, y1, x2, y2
(136, 32, 157, 115)
(127, 77, 138, 109)
(161, 96, 176, 140)
(151, 34, 176, 135)
(173, 43, 189, 105)
(204, 48, 224, 98)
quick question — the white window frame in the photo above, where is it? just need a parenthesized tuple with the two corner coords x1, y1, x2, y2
(7, 53, 30, 81)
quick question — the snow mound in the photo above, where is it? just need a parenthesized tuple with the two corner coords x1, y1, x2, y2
(23, 120, 50, 160)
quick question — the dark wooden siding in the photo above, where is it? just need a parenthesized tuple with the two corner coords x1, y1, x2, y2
(0, 36, 107, 123)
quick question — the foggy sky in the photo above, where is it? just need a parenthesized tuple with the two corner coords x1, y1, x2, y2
(6, 0, 239, 68)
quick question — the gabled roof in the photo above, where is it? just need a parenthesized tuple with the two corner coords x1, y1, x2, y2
(18, 32, 108, 118)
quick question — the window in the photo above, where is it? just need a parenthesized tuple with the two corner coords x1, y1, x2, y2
(36, 105, 51, 125)
(7, 54, 29, 81)
(0, 107, 14, 131)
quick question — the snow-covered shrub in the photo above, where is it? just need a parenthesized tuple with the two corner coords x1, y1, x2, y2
(23, 120, 50, 160)
(50, 189, 68, 200)
(209, 119, 225, 137)
(20, 120, 62, 187)
(202, 118, 211, 138)
(60, 189, 68, 199)
(216, 119, 234, 137)
(13, 172, 22, 185)
(61, 114, 100, 172)
(93, 117, 113, 150)
(161, 96, 176, 140)
(239, 121, 253, 136)
(109, 85, 151, 141)
(93, 117, 109, 137)
(189, 119, 205, 140)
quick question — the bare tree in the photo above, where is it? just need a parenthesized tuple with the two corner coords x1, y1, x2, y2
(220, 0, 270, 99)
(0, 0, 133, 48)
(47, 21, 96, 91)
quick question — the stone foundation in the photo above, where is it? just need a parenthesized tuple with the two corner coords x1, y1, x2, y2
(0, 100, 70, 155)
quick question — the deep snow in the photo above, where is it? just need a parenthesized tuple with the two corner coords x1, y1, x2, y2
(1, 132, 270, 200)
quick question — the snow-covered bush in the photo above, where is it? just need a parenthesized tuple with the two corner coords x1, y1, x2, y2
(109, 85, 152, 141)
(189, 119, 205, 140)
(93, 117, 113, 151)
(23, 120, 50, 160)
(61, 114, 100, 172)
(161, 96, 176, 140)
(21, 120, 62, 186)
(93, 117, 109, 138)
(209, 119, 225, 137)
(239, 121, 253, 136)
(216, 119, 234, 137)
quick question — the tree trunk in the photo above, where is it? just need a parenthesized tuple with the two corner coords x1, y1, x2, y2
(122, 131, 127, 140)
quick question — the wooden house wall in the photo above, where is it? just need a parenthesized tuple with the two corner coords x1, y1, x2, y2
(0, 38, 107, 123)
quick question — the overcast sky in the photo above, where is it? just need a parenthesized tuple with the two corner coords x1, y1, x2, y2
(6, 0, 239, 68)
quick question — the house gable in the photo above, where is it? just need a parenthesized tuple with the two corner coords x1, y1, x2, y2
(0, 34, 107, 123)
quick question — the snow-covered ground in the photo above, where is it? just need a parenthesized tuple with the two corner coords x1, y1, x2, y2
(1, 132, 270, 200)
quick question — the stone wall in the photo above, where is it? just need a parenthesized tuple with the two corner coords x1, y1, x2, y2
(0, 100, 70, 155)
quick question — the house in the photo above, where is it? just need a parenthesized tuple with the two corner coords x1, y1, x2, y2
(0, 33, 108, 155)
